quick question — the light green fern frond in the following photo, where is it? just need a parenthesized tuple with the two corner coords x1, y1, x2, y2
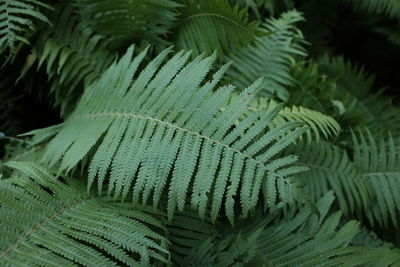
(249, 97, 341, 142)
(352, 129, 400, 228)
(288, 141, 372, 217)
(0, 161, 169, 266)
(173, 0, 261, 55)
(28, 46, 308, 223)
(0, 0, 51, 56)
(226, 10, 307, 100)
(76, 0, 181, 48)
(20, 6, 115, 115)
(343, 0, 400, 18)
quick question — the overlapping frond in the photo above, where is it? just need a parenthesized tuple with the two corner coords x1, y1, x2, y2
(226, 10, 307, 100)
(0, 0, 51, 56)
(247, 97, 341, 142)
(0, 161, 169, 266)
(20, 6, 115, 115)
(173, 0, 261, 55)
(76, 0, 181, 48)
(352, 129, 400, 228)
(288, 141, 372, 217)
(174, 192, 395, 266)
(28, 46, 308, 223)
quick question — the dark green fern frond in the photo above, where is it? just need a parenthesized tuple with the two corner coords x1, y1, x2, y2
(76, 0, 181, 49)
(0, 0, 51, 57)
(173, 0, 261, 55)
(226, 10, 307, 100)
(20, 6, 115, 115)
(343, 0, 400, 18)
(179, 192, 385, 266)
(28, 46, 308, 223)
(0, 161, 169, 266)
(288, 141, 372, 217)
(352, 129, 400, 228)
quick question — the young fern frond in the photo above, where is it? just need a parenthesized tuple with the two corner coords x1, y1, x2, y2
(352, 129, 400, 228)
(226, 10, 307, 101)
(75, 0, 181, 48)
(173, 0, 261, 55)
(28, 46, 308, 223)
(0, 161, 169, 266)
(0, 0, 51, 57)
(20, 6, 115, 115)
(248, 97, 341, 142)
(287, 141, 372, 217)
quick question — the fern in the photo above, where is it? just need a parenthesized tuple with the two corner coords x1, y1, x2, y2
(352, 129, 400, 228)
(173, 0, 261, 55)
(0, 161, 169, 266)
(343, 0, 400, 18)
(287, 141, 372, 217)
(27, 46, 308, 223)
(0, 0, 51, 56)
(75, 0, 181, 49)
(20, 6, 115, 116)
(225, 10, 307, 100)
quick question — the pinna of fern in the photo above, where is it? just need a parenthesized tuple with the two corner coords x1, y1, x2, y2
(26, 45, 310, 224)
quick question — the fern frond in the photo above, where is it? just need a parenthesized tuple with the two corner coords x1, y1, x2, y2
(287, 141, 372, 217)
(0, 161, 169, 266)
(343, 0, 400, 18)
(0, 0, 51, 56)
(352, 129, 400, 228)
(173, 0, 261, 55)
(226, 10, 307, 100)
(20, 6, 115, 116)
(76, 0, 181, 48)
(28, 46, 308, 223)
(179, 192, 385, 266)
(248, 97, 341, 142)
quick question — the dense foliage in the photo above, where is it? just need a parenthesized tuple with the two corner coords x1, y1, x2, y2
(1, 0, 400, 266)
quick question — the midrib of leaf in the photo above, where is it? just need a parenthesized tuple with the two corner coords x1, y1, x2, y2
(81, 112, 274, 172)
(363, 171, 400, 177)
(181, 13, 251, 35)
(0, 196, 92, 260)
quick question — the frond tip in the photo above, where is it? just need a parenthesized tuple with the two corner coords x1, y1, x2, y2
(0, 161, 169, 266)
(29, 45, 308, 223)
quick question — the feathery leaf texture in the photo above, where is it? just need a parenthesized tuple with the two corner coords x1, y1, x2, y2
(0, 161, 169, 266)
(76, 0, 181, 48)
(28, 46, 308, 223)
(226, 10, 307, 100)
(288, 141, 372, 217)
(20, 6, 115, 115)
(0, 0, 51, 55)
(352, 129, 400, 228)
(173, 0, 261, 55)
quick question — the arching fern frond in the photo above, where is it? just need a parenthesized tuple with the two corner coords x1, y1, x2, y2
(20, 6, 115, 116)
(352, 129, 400, 228)
(226, 10, 307, 100)
(342, 0, 400, 18)
(28, 46, 308, 223)
(0, 161, 169, 266)
(0, 0, 51, 57)
(76, 0, 181, 49)
(287, 141, 372, 217)
(176, 192, 389, 266)
(173, 0, 261, 55)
